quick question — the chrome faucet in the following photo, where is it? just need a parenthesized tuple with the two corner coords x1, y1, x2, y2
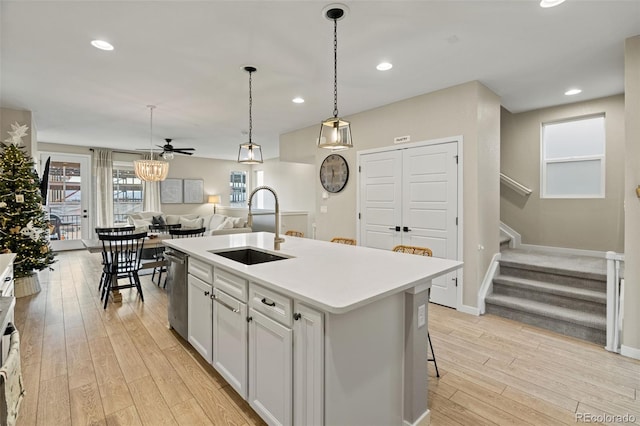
(247, 186, 285, 250)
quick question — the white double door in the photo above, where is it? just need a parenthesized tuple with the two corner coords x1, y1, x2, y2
(359, 142, 459, 308)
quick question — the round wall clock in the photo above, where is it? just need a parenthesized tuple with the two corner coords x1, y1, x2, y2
(320, 154, 349, 193)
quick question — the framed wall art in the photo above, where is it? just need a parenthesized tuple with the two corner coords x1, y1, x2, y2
(160, 178, 183, 204)
(183, 179, 204, 203)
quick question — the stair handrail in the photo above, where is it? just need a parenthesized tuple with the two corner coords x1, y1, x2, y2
(605, 251, 624, 353)
(500, 173, 532, 196)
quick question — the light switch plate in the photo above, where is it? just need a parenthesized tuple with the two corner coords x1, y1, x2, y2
(418, 304, 426, 328)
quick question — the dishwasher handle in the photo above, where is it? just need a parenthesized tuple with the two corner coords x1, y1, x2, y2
(163, 251, 185, 264)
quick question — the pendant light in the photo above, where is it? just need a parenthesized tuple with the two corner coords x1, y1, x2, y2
(238, 66, 263, 164)
(318, 5, 352, 150)
(134, 105, 169, 181)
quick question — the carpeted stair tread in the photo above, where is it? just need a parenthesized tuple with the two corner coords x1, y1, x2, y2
(499, 235, 511, 245)
(485, 294, 606, 330)
(493, 275, 606, 304)
(499, 249, 606, 281)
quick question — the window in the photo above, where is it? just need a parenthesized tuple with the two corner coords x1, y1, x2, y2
(541, 115, 605, 198)
(230, 171, 247, 207)
(113, 162, 143, 223)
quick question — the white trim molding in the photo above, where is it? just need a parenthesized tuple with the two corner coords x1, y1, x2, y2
(457, 304, 480, 316)
(403, 409, 430, 426)
(621, 345, 640, 361)
(478, 253, 501, 314)
(499, 222, 521, 248)
(500, 173, 532, 196)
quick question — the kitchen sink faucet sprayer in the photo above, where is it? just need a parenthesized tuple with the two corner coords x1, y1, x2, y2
(247, 186, 284, 250)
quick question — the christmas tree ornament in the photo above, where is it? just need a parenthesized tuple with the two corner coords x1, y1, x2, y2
(3, 122, 29, 146)
(0, 202, 6, 208)
(15, 194, 24, 203)
(9, 226, 21, 234)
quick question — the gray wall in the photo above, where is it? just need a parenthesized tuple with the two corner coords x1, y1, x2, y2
(623, 35, 640, 354)
(280, 81, 501, 309)
(500, 95, 625, 252)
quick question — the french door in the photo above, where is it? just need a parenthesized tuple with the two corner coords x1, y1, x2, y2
(359, 142, 459, 308)
(40, 153, 92, 251)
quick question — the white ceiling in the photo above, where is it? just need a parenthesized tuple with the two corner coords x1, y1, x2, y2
(1, 1, 639, 161)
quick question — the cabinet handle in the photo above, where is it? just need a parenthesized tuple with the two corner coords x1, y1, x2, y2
(213, 295, 240, 313)
(293, 313, 302, 321)
(204, 290, 210, 296)
(261, 298, 276, 307)
(3, 277, 10, 282)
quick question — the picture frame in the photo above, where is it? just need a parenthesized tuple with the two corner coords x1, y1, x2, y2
(160, 178, 183, 204)
(183, 179, 204, 204)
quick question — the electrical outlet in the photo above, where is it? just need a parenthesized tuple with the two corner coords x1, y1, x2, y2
(418, 304, 426, 328)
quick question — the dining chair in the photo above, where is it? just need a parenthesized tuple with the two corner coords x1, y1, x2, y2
(330, 237, 356, 245)
(98, 231, 147, 309)
(285, 230, 304, 237)
(95, 226, 135, 292)
(392, 244, 440, 377)
(151, 226, 207, 288)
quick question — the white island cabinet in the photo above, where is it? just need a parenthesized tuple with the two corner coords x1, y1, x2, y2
(187, 258, 213, 363)
(165, 232, 462, 426)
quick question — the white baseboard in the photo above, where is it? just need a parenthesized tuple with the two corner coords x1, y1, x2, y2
(457, 303, 480, 316)
(404, 409, 431, 426)
(499, 222, 521, 248)
(478, 253, 501, 315)
(621, 344, 640, 361)
(518, 243, 606, 259)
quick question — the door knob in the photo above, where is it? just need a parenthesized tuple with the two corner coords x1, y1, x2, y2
(403, 226, 412, 232)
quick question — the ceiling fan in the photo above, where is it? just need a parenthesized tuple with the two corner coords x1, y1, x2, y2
(138, 138, 195, 159)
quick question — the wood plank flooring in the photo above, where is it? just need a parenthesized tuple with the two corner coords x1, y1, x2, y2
(14, 250, 640, 425)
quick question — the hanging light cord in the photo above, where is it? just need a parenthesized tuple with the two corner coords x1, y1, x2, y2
(333, 17, 339, 118)
(248, 70, 253, 143)
(148, 105, 155, 157)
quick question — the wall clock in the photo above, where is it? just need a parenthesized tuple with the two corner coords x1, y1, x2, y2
(320, 154, 349, 193)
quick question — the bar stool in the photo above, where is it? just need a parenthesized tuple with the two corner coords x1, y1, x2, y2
(330, 237, 356, 245)
(285, 230, 304, 237)
(392, 244, 440, 377)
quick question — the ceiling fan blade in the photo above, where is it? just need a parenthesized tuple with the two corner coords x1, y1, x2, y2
(176, 151, 193, 156)
(174, 147, 195, 151)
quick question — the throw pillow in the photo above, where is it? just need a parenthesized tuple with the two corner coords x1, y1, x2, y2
(208, 214, 227, 229)
(152, 215, 166, 227)
(216, 218, 234, 230)
(132, 218, 153, 233)
(231, 217, 245, 228)
(179, 216, 204, 229)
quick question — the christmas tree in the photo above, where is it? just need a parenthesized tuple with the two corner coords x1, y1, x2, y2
(0, 123, 55, 278)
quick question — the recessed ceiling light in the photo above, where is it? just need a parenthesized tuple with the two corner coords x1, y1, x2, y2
(540, 0, 566, 8)
(91, 40, 114, 51)
(292, 97, 305, 104)
(376, 62, 393, 71)
(564, 88, 582, 96)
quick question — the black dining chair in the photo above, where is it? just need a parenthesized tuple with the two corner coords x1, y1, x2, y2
(152, 227, 207, 289)
(147, 223, 181, 285)
(95, 226, 136, 293)
(98, 231, 147, 309)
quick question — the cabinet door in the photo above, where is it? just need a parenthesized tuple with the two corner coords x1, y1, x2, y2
(293, 303, 324, 426)
(248, 309, 292, 426)
(212, 288, 248, 398)
(187, 274, 212, 363)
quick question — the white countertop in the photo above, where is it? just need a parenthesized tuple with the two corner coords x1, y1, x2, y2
(164, 232, 462, 314)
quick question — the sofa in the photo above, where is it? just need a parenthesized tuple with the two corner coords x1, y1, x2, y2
(127, 211, 252, 236)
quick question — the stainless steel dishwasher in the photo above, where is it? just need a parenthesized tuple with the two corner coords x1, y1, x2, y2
(164, 249, 188, 340)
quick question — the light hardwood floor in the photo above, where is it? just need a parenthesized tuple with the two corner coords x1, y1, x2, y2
(14, 250, 640, 425)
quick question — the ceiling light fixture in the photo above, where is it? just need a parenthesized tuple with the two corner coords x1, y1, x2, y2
(539, 0, 566, 8)
(134, 105, 169, 182)
(318, 5, 353, 150)
(91, 40, 114, 51)
(376, 62, 393, 71)
(238, 66, 263, 164)
(292, 97, 305, 104)
(564, 88, 582, 96)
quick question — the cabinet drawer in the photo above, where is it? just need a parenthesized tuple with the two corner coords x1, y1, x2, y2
(249, 284, 292, 327)
(188, 257, 213, 283)
(214, 268, 248, 302)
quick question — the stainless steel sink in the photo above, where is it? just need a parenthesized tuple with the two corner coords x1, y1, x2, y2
(209, 248, 289, 265)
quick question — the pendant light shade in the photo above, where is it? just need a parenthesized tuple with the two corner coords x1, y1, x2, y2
(318, 6, 353, 150)
(238, 66, 263, 164)
(134, 105, 169, 181)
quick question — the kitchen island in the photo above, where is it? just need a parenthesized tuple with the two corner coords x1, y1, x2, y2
(164, 232, 462, 426)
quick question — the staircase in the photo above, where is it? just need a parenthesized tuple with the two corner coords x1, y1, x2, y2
(485, 248, 607, 345)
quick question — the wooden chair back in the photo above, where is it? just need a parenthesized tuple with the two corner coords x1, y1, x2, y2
(169, 227, 206, 238)
(285, 230, 304, 237)
(392, 245, 433, 257)
(330, 237, 356, 245)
